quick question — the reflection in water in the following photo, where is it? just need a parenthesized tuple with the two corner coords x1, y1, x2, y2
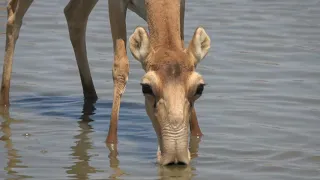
(1, 98, 202, 180)
(64, 100, 127, 180)
(65, 100, 98, 179)
(0, 107, 31, 179)
(106, 143, 127, 179)
(158, 165, 196, 180)
(189, 136, 201, 160)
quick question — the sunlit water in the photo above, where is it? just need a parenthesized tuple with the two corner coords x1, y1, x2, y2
(0, 0, 320, 179)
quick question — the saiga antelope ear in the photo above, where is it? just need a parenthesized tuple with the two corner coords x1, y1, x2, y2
(187, 27, 211, 67)
(129, 27, 151, 65)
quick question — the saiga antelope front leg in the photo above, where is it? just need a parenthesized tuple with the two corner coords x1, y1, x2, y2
(106, 0, 130, 144)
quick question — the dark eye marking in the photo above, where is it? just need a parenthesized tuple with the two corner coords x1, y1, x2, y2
(195, 83, 205, 96)
(140, 83, 157, 108)
(140, 83, 154, 96)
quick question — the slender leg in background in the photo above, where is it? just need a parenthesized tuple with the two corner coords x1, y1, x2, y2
(0, 0, 34, 106)
(190, 107, 203, 137)
(64, 0, 99, 101)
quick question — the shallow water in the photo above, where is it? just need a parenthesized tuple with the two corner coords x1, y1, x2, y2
(0, 0, 320, 179)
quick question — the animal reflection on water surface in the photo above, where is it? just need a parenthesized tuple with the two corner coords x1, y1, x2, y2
(0, 107, 31, 179)
(0, 100, 202, 179)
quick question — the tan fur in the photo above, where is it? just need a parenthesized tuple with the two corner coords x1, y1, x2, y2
(145, 0, 182, 50)
(129, 1, 210, 164)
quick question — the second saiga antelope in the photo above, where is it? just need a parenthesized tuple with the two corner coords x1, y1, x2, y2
(1, 0, 211, 165)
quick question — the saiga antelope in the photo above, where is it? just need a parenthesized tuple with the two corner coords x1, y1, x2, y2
(0, 0, 211, 165)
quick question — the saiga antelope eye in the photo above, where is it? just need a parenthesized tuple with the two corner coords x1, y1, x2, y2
(140, 83, 154, 96)
(195, 84, 205, 96)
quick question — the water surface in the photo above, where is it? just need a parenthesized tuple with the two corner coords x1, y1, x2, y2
(0, 0, 320, 179)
